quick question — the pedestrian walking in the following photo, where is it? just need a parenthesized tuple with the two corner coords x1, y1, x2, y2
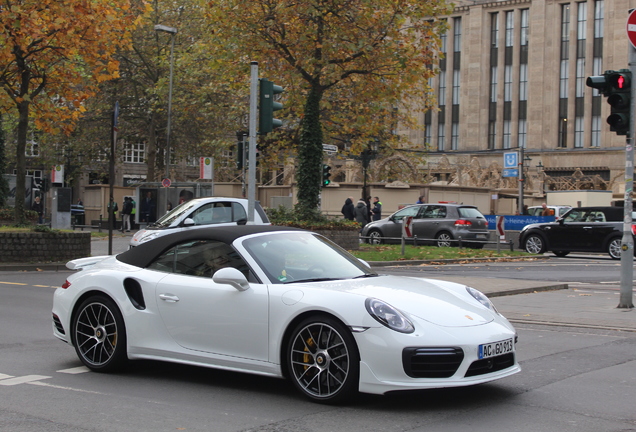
(416, 195, 425, 204)
(107, 196, 118, 229)
(341, 197, 355, 220)
(121, 197, 133, 232)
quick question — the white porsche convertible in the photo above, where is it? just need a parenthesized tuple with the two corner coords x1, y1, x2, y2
(52, 225, 520, 403)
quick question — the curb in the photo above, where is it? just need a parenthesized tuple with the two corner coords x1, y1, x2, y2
(368, 256, 549, 267)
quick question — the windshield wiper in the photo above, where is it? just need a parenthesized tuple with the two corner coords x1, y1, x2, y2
(284, 277, 341, 284)
(352, 273, 379, 279)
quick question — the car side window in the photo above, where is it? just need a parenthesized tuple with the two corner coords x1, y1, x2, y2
(190, 204, 214, 225)
(232, 202, 247, 222)
(147, 240, 253, 280)
(393, 206, 421, 221)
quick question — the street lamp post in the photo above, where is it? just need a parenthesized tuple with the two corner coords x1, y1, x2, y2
(154, 24, 177, 181)
(360, 140, 379, 205)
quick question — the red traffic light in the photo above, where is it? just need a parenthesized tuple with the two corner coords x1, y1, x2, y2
(618, 75, 625, 89)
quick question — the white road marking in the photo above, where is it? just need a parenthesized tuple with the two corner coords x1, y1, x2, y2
(57, 366, 90, 374)
(28, 381, 108, 395)
(0, 373, 14, 380)
(0, 375, 50, 386)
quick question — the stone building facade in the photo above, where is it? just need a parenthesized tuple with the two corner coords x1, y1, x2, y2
(399, 0, 634, 198)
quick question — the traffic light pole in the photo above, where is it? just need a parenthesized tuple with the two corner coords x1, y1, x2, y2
(247, 61, 258, 223)
(619, 47, 636, 309)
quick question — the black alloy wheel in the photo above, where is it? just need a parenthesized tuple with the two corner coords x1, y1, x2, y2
(73, 295, 127, 372)
(287, 315, 359, 404)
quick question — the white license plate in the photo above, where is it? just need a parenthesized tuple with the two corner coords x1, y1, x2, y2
(478, 338, 514, 359)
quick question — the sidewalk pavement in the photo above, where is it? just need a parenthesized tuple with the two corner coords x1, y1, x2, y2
(2, 231, 634, 332)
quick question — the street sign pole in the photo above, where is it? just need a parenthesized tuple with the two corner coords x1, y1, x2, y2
(247, 62, 258, 223)
(619, 18, 636, 309)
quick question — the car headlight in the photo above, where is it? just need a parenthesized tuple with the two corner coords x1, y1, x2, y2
(466, 286, 499, 314)
(139, 231, 161, 243)
(365, 298, 414, 333)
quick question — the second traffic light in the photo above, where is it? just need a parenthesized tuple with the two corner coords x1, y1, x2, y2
(606, 70, 631, 135)
(322, 164, 332, 187)
(259, 78, 284, 135)
(586, 69, 632, 136)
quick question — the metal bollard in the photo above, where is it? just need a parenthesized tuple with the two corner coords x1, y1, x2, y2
(458, 236, 462, 249)
(413, 235, 418, 247)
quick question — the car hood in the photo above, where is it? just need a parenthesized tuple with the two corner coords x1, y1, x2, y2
(299, 275, 495, 327)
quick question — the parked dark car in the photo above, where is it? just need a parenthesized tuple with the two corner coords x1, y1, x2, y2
(519, 206, 636, 259)
(360, 203, 489, 248)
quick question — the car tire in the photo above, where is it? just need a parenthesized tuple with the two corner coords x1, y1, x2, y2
(286, 315, 360, 404)
(367, 230, 383, 245)
(524, 233, 546, 254)
(607, 237, 622, 260)
(553, 251, 570, 257)
(73, 295, 127, 372)
(435, 231, 453, 248)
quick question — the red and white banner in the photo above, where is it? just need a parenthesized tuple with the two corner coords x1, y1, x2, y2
(199, 157, 213, 179)
(51, 165, 64, 184)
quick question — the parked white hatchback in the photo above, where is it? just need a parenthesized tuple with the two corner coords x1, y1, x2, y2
(130, 197, 270, 247)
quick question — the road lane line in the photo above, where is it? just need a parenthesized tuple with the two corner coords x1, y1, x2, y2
(0, 373, 15, 380)
(57, 366, 90, 374)
(0, 281, 27, 285)
(28, 381, 108, 395)
(0, 375, 50, 385)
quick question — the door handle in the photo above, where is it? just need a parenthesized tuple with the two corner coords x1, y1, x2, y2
(159, 293, 179, 303)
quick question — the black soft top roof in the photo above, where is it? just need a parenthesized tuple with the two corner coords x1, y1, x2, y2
(564, 206, 624, 222)
(117, 225, 303, 268)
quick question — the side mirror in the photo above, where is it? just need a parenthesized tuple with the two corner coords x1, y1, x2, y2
(212, 267, 250, 291)
(182, 218, 195, 227)
(236, 218, 248, 226)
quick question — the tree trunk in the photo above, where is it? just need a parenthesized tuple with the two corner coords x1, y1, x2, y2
(14, 100, 29, 225)
(147, 112, 157, 182)
(296, 84, 324, 215)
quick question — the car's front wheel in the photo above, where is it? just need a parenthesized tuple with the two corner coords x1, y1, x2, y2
(73, 295, 127, 372)
(286, 316, 359, 404)
(524, 233, 546, 254)
(367, 229, 383, 245)
(435, 231, 453, 247)
(608, 237, 622, 260)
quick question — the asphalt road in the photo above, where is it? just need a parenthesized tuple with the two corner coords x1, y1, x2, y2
(0, 269, 635, 432)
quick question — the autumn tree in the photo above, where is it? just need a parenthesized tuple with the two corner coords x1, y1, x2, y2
(205, 0, 451, 216)
(0, 0, 146, 223)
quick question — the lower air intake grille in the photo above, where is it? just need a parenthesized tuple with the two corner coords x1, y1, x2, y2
(52, 314, 65, 335)
(403, 347, 464, 378)
(465, 353, 515, 377)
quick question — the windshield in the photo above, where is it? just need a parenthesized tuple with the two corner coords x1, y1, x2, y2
(242, 232, 376, 284)
(152, 200, 200, 228)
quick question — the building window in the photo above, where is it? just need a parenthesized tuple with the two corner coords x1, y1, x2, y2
(504, 65, 513, 102)
(519, 64, 528, 101)
(503, 120, 512, 149)
(490, 66, 498, 103)
(518, 119, 527, 148)
(452, 69, 461, 105)
(491, 13, 499, 48)
(437, 123, 446, 151)
(453, 18, 462, 52)
(488, 121, 496, 150)
(124, 143, 146, 164)
(25, 141, 40, 157)
(574, 116, 584, 148)
(591, 116, 601, 147)
(505, 11, 514, 47)
(520, 9, 529, 46)
(451, 123, 459, 150)
(438, 70, 446, 106)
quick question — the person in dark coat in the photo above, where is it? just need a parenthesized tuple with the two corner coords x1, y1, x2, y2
(341, 197, 355, 220)
(354, 199, 369, 225)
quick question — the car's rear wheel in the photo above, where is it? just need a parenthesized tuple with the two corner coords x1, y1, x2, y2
(553, 251, 570, 257)
(524, 234, 546, 254)
(367, 229, 383, 245)
(608, 237, 622, 260)
(286, 316, 359, 404)
(73, 295, 127, 372)
(435, 231, 453, 248)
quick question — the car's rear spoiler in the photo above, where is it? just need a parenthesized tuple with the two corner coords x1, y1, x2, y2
(66, 256, 111, 270)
